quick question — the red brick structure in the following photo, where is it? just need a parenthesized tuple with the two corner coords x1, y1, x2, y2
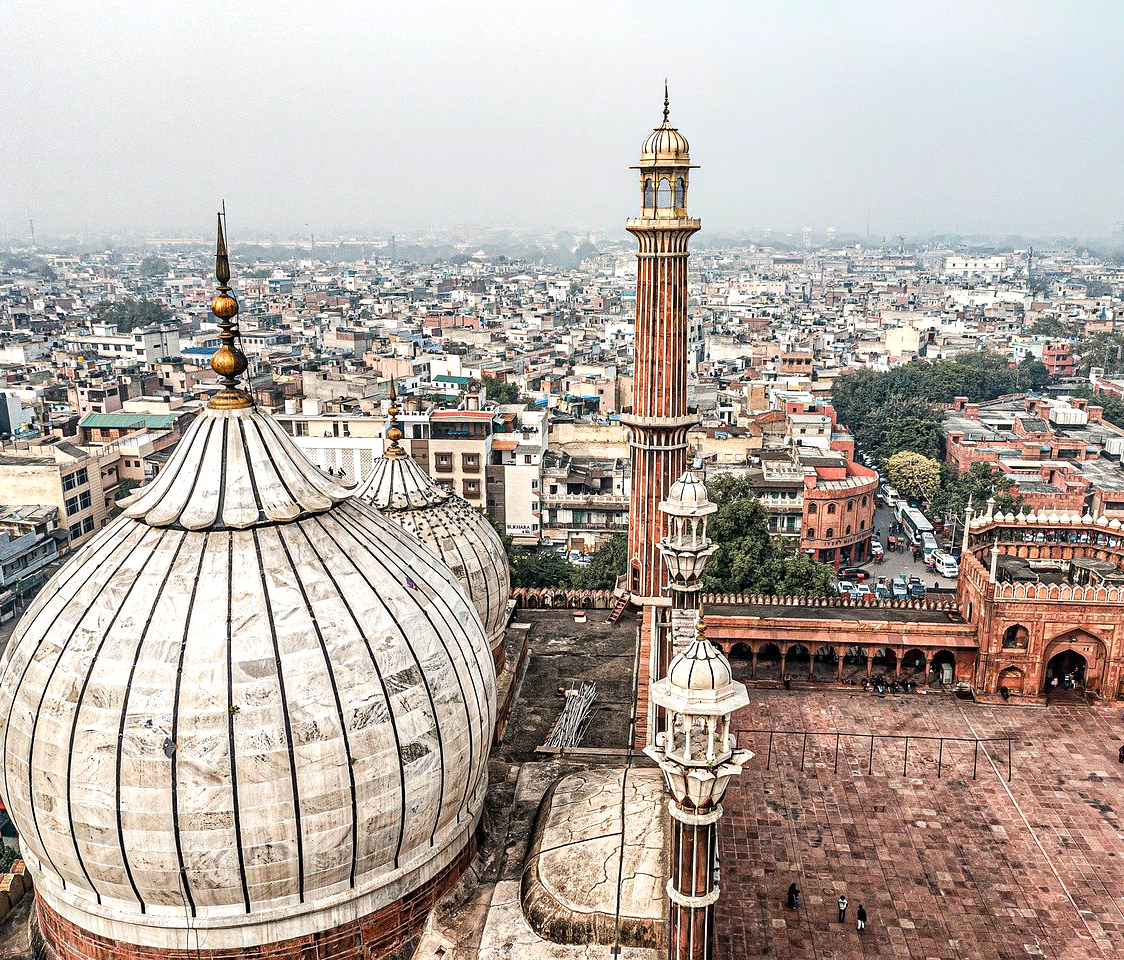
(958, 506, 1124, 700)
(801, 461, 878, 568)
(622, 93, 699, 607)
(621, 92, 700, 745)
(34, 823, 482, 960)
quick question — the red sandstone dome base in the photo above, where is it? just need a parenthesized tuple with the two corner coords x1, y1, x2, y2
(34, 824, 480, 960)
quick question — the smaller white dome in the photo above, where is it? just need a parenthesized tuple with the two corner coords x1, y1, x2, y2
(650, 612, 748, 719)
(354, 441, 511, 659)
(640, 122, 690, 162)
(659, 470, 716, 519)
(667, 636, 733, 694)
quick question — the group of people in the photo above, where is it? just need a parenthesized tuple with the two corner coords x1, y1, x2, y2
(786, 883, 867, 931)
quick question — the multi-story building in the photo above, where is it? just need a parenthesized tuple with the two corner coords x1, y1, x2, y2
(0, 439, 112, 548)
(62, 321, 181, 366)
(0, 504, 61, 622)
(944, 394, 1124, 514)
(540, 450, 630, 551)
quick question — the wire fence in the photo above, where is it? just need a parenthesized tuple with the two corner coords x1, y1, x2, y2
(734, 727, 1014, 781)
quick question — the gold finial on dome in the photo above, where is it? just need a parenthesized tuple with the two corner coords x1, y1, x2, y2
(208, 206, 253, 410)
(663, 78, 670, 123)
(384, 378, 406, 458)
(696, 604, 706, 641)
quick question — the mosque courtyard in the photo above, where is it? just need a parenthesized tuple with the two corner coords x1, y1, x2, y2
(716, 689, 1124, 960)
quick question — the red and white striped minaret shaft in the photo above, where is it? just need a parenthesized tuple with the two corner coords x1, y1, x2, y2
(624, 85, 700, 606)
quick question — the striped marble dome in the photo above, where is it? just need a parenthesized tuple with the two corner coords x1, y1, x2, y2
(0, 403, 496, 950)
(353, 448, 510, 666)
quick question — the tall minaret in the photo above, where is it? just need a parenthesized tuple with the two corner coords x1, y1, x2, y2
(623, 84, 700, 606)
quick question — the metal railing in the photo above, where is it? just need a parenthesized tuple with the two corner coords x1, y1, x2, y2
(734, 727, 1013, 781)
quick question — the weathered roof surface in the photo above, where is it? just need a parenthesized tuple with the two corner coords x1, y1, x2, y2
(120, 406, 352, 529)
(0, 400, 497, 950)
(79, 412, 180, 430)
(355, 450, 511, 651)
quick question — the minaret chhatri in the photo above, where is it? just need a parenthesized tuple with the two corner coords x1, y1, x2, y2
(623, 83, 700, 606)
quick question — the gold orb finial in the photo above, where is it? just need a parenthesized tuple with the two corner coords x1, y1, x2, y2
(384, 378, 406, 458)
(663, 78, 670, 123)
(696, 605, 707, 641)
(207, 207, 252, 410)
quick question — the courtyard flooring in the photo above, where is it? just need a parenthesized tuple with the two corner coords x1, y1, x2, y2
(716, 688, 1124, 959)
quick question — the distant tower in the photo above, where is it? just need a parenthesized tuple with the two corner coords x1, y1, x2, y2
(623, 84, 700, 606)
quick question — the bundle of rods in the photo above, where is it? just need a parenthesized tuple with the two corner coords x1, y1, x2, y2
(543, 681, 597, 748)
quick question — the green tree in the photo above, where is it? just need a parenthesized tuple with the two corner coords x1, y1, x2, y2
(481, 376, 522, 404)
(92, 298, 172, 332)
(884, 451, 941, 501)
(1030, 316, 1074, 338)
(508, 548, 575, 588)
(831, 352, 1053, 463)
(929, 462, 1022, 521)
(141, 255, 170, 277)
(575, 534, 627, 589)
(703, 475, 837, 596)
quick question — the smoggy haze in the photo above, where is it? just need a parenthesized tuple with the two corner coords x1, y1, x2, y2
(2, 0, 1123, 240)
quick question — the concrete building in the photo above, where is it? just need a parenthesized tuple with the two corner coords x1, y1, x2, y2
(0, 438, 113, 548)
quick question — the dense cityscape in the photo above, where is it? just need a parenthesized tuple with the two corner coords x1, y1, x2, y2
(4, 5, 1124, 960)
(3, 234, 1124, 610)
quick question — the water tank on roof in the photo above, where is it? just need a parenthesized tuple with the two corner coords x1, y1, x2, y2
(284, 398, 298, 415)
(1105, 436, 1124, 458)
(1049, 405, 1088, 426)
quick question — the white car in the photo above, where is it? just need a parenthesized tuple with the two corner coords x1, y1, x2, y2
(932, 551, 960, 578)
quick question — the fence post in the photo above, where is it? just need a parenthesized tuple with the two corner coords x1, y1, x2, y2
(903, 736, 909, 777)
(1008, 738, 1012, 782)
(834, 733, 840, 774)
(800, 732, 808, 772)
(973, 740, 978, 780)
(937, 738, 944, 779)
(766, 731, 774, 771)
(868, 736, 874, 774)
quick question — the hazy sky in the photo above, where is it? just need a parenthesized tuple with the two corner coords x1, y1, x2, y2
(3, 1, 1123, 240)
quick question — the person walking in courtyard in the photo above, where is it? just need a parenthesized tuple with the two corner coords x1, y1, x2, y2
(787, 882, 800, 909)
(856, 903, 867, 932)
(838, 895, 848, 922)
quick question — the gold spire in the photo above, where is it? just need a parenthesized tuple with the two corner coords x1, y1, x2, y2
(207, 208, 253, 410)
(663, 79, 670, 123)
(696, 604, 706, 641)
(384, 378, 406, 458)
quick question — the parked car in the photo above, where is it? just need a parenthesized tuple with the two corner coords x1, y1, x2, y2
(840, 566, 869, 582)
(837, 579, 856, 595)
(932, 550, 960, 578)
(852, 584, 872, 598)
(891, 575, 909, 600)
(874, 582, 892, 600)
(908, 576, 926, 599)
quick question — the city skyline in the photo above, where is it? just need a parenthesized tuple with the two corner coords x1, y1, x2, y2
(4, 1, 1124, 240)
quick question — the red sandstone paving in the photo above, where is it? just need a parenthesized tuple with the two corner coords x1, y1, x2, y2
(715, 689, 1124, 960)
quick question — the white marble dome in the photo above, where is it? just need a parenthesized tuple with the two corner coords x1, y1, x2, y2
(353, 443, 510, 664)
(0, 403, 496, 950)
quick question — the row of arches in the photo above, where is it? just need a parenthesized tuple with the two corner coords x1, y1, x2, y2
(807, 494, 871, 516)
(712, 640, 957, 685)
(643, 176, 686, 210)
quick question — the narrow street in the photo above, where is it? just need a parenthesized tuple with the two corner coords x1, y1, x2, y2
(854, 505, 959, 593)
